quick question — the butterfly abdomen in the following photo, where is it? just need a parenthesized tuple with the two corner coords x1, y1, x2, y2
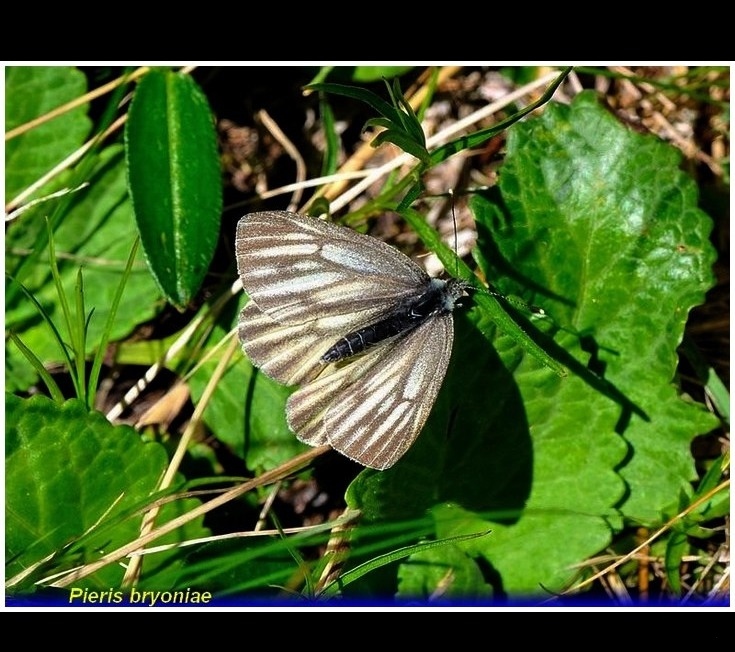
(321, 278, 460, 364)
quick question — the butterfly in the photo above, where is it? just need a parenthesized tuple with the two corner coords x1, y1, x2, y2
(235, 210, 470, 470)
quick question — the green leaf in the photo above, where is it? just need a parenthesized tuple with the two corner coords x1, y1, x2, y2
(5, 394, 209, 591)
(680, 337, 730, 424)
(385, 77, 425, 147)
(489, 90, 719, 525)
(5, 66, 92, 202)
(364, 117, 396, 132)
(664, 531, 689, 595)
(396, 543, 493, 602)
(309, 78, 431, 165)
(125, 69, 222, 309)
(345, 90, 718, 599)
(305, 83, 398, 131)
(371, 128, 430, 165)
(3, 339, 40, 392)
(349, 66, 414, 83)
(5, 146, 162, 391)
(318, 95, 340, 177)
(662, 453, 729, 596)
(6, 331, 65, 403)
(87, 237, 142, 405)
(320, 529, 491, 599)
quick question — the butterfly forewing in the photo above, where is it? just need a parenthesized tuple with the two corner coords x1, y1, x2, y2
(236, 211, 429, 325)
(236, 210, 466, 470)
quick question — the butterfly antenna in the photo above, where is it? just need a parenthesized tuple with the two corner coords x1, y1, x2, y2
(449, 189, 459, 278)
(446, 195, 550, 323)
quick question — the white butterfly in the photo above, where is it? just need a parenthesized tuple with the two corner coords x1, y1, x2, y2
(235, 210, 469, 470)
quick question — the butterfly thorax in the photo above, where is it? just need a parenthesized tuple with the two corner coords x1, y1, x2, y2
(321, 277, 467, 364)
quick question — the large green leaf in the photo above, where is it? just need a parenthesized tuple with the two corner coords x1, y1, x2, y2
(345, 91, 718, 600)
(5, 66, 91, 202)
(125, 69, 223, 310)
(5, 146, 162, 391)
(5, 394, 209, 592)
(489, 91, 719, 525)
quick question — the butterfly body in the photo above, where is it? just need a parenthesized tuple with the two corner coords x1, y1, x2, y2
(236, 210, 468, 470)
(322, 277, 465, 364)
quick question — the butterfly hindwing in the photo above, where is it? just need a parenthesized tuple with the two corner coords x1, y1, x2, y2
(239, 298, 397, 386)
(324, 313, 454, 469)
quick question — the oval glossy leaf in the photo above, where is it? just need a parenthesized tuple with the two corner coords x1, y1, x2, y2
(125, 69, 222, 309)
